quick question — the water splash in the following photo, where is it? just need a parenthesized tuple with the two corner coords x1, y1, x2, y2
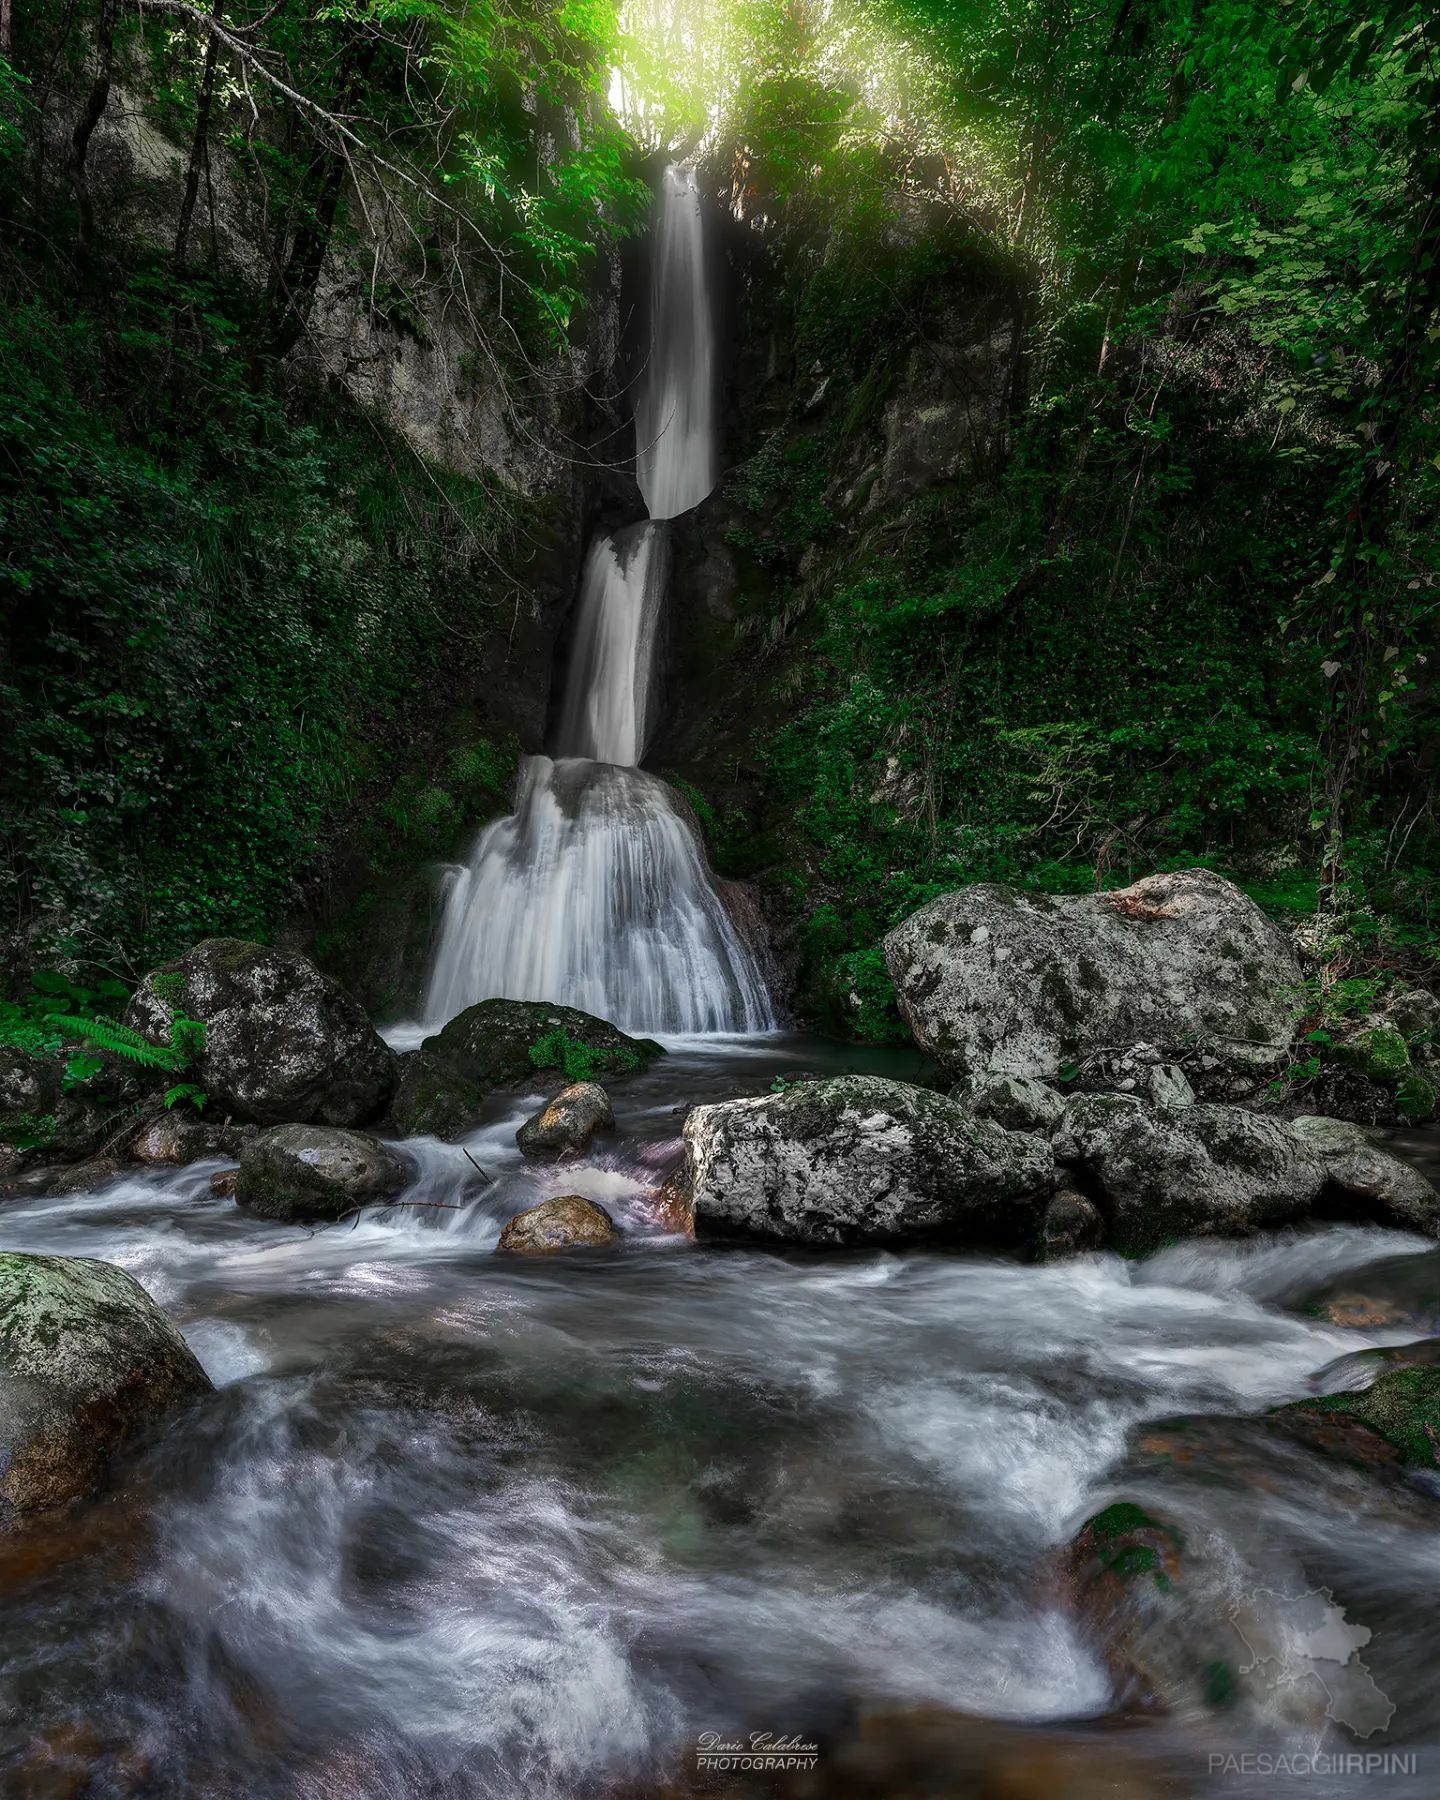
(423, 758, 772, 1034)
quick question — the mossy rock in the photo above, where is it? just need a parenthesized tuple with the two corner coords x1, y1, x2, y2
(0, 1253, 212, 1525)
(1277, 1365, 1440, 1469)
(422, 1000, 662, 1090)
(1336, 1024, 1411, 1084)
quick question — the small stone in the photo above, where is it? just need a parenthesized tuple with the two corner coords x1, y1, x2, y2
(47, 1159, 128, 1196)
(497, 1194, 618, 1254)
(516, 1082, 614, 1162)
(967, 1073, 1065, 1135)
(1041, 1189, 1106, 1258)
(209, 1168, 238, 1198)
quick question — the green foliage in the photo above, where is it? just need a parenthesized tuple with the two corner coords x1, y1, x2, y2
(40, 1012, 206, 1075)
(527, 1028, 640, 1084)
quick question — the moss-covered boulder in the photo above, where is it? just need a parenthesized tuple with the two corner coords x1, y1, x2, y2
(884, 868, 1303, 1098)
(497, 1193, 619, 1253)
(125, 939, 395, 1128)
(1277, 1365, 1440, 1469)
(681, 1075, 1053, 1246)
(0, 1253, 211, 1526)
(391, 1000, 661, 1140)
(235, 1125, 411, 1223)
(0, 1044, 148, 1164)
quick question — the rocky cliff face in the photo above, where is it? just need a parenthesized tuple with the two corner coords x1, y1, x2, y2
(643, 179, 1020, 1018)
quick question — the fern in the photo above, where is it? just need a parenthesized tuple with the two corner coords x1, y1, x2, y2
(163, 1082, 209, 1112)
(42, 1012, 205, 1074)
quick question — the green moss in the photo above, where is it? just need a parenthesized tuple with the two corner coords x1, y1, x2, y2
(528, 1029, 641, 1085)
(1284, 1366, 1440, 1468)
(1339, 1025, 1412, 1082)
(1087, 1501, 1159, 1540)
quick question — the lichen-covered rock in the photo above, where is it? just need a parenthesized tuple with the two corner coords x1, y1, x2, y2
(516, 1082, 614, 1161)
(1288, 1114, 1440, 1234)
(883, 869, 1302, 1096)
(1040, 1189, 1107, 1259)
(967, 1073, 1065, 1134)
(681, 1076, 1053, 1247)
(1054, 1094, 1327, 1253)
(0, 1253, 211, 1525)
(125, 939, 395, 1127)
(497, 1193, 619, 1253)
(235, 1125, 411, 1223)
(391, 1001, 660, 1140)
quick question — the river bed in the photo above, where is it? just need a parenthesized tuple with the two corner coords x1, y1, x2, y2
(3, 1033, 1439, 1797)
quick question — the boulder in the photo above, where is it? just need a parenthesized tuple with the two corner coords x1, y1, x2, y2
(130, 1112, 248, 1166)
(1289, 1114, 1440, 1234)
(47, 1158, 129, 1196)
(967, 1073, 1064, 1135)
(235, 1125, 411, 1223)
(390, 1000, 661, 1141)
(0, 1045, 139, 1163)
(681, 1075, 1053, 1247)
(125, 939, 395, 1127)
(497, 1194, 619, 1253)
(1054, 1094, 1327, 1254)
(0, 1253, 211, 1525)
(516, 1082, 614, 1161)
(883, 869, 1302, 1096)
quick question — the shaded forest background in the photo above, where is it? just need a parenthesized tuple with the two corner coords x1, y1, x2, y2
(1, 0, 1437, 1055)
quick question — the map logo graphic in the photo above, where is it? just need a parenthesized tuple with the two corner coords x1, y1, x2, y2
(1229, 1587, 1395, 1738)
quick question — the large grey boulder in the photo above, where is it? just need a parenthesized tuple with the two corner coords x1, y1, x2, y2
(883, 869, 1303, 1097)
(1054, 1094, 1328, 1253)
(390, 1000, 660, 1140)
(516, 1082, 614, 1161)
(235, 1125, 411, 1223)
(681, 1075, 1053, 1247)
(1289, 1115, 1440, 1236)
(0, 1253, 211, 1526)
(126, 940, 395, 1127)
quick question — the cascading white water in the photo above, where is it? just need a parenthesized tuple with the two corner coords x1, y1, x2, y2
(424, 758, 773, 1033)
(421, 167, 773, 1035)
(556, 523, 667, 767)
(634, 164, 715, 521)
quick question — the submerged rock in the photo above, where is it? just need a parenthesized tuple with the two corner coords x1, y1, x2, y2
(515, 1082, 614, 1161)
(391, 1000, 660, 1141)
(1277, 1365, 1440, 1470)
(681, 1075, 1053, 1247)
(1054, 1093, 1329, 1253)
(125, 939, 395, 1128)
(883, 868, 1302, 1096)
(497, 1193, 619, 1253)
(46, 1158, 129, 1196)
(0, 1253, 211, 1525)
(235, 1125, 410, 1223)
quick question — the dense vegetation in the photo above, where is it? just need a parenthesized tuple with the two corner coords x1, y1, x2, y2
(2, 0, 1437, 1058)
(635, 0, 1440, 1034)
(0, 0, 642, 977)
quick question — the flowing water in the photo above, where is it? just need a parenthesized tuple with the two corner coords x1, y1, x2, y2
(422, 164, 769, 1038)
(4, 1045, 1440, 1796)
(9, 168, 1440, 1797)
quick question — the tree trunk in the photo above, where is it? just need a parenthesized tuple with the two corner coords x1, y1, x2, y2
(68, 0, 117, 273)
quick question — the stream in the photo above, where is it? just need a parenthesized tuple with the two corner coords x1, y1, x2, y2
(3, 1037, 1440, 1796)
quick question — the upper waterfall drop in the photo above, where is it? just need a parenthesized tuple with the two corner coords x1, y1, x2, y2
(557, 522, 667, 766)
(635, 165, 716, 520)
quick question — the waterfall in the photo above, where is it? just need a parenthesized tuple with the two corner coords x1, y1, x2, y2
(420, 167, 774, 1037)
(635, 165, 715, 521)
